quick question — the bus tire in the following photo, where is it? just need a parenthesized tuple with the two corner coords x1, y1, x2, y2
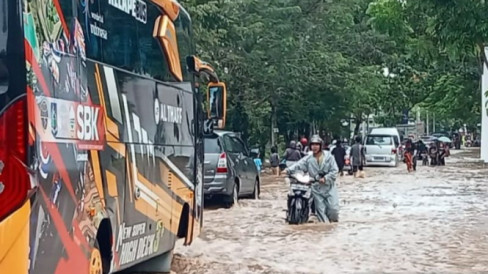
(95, 219, 113, 274)
(89, 243, 103, 274)
(177, 203, 190, 239)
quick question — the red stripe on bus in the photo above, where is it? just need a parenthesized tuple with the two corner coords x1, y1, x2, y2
(45, 143, 77, 203)
(25, 42, 78, 204)
(52, 0, 70, 40)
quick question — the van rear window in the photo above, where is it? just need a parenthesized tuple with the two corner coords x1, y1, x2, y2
(366, 135, 393, 145)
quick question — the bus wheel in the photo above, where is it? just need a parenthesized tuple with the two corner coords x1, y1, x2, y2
(89, 247, 103, 274)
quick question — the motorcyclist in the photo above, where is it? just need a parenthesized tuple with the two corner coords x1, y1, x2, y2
(429, 141, 438, 166)
(416, 140, 428, 164)
(282, 135, 339, 223)
(283, 140, 302, 166)
(300, 137, 309, 156)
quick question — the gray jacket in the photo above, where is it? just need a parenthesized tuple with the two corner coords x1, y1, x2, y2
(287, 151, 338, 187)
(350, 143, 365, 166)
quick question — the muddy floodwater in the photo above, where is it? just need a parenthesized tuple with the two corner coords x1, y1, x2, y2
(172, 148, 488, 273)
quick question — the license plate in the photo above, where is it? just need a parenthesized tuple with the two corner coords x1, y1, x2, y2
(374, 157, 385, 161)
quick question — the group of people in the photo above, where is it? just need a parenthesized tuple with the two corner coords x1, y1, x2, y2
(268, 134, 367, 224)
(280, 135, 340, 223)
(269, 138, 309, 175)
(270, 136, 366, 178)
(403, 137, 451, 172)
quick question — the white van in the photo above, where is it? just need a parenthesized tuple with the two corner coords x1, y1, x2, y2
(370, 127, 401, 147)
(364, 134, 399, 167)
(368, 127, 402, 163)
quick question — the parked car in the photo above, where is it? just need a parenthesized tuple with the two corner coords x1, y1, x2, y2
(203, 131, 260, 207)
(364, 134, 399, 167)
(420, 135, 435, 147)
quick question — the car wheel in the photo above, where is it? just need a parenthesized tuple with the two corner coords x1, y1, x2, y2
(252, 178, 260, 200)
(224, 183, 239, 208)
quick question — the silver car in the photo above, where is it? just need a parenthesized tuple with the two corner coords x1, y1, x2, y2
(364, 134, 399, 167)
(204, 131, 260, 208)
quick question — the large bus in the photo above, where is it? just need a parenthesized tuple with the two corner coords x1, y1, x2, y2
(0, 0, 227, 273)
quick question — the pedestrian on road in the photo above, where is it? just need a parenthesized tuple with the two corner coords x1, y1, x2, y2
(404, 138, 416, 172)
(270, 146, 280, 176)
(283, 135, 340, 223)
(253, 152, 262, 173)
(350, 136, 365, 178)
(331, 139, 346, 176)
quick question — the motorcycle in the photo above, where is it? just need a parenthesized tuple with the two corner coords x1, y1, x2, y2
(286, 171, 325, 224)
(420, 152, 429, 166)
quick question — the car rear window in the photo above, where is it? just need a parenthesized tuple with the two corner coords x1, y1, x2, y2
(204, 137, 222, 153)
(366, 135, 393, 145)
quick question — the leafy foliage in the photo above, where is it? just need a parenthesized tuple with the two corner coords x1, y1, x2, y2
(180, 0, 483, 150)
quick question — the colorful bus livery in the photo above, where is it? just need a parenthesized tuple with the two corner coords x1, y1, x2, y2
(0, 0, 228, 273)
(32, 96, 106, 149)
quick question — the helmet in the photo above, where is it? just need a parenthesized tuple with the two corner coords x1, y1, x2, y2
(309, 135, 323, 146)
(300, 138, 308, 146)
(296, 142, 303, 150)
(289, 140, 297, 149)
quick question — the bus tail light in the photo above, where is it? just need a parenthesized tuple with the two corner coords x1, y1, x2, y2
(0, 98, 32, 222)
(216, 152, 227, 173)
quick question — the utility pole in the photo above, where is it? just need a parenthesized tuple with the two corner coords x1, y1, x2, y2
(481, 46, 488, 163)
(426, 111, 430, 135)
(270, 98, 276, 147)
(433, 113, 436, 133)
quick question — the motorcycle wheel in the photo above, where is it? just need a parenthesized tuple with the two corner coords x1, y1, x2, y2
(288, 196, 304, 225)
(300, 198, 310, 224)
(288, 198, 298, 224)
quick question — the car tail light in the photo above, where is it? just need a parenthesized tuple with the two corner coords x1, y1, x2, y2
(0, 98, 32, 222)
(216, 152, 227, 173)
(392, 148, 397, 154)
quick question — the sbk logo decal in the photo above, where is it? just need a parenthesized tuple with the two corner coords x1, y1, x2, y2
(34, 95, 106, 150)
(77, 105, 100, 141)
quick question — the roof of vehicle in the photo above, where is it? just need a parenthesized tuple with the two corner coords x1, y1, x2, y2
(214, 130, 238, 136)
(205, 130, 241, 138)
(370, 127, 400, 135)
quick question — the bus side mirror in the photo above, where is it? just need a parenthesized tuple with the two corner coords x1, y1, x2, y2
(186, 55, 219, 82)
(206, 82, 227, 129)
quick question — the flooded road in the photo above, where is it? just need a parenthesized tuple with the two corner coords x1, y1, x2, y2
(172, 148, 488, 273)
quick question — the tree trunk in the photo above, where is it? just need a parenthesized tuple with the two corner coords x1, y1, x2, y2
(479, 43, 488, 72)
(353, 117, 362, 137)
